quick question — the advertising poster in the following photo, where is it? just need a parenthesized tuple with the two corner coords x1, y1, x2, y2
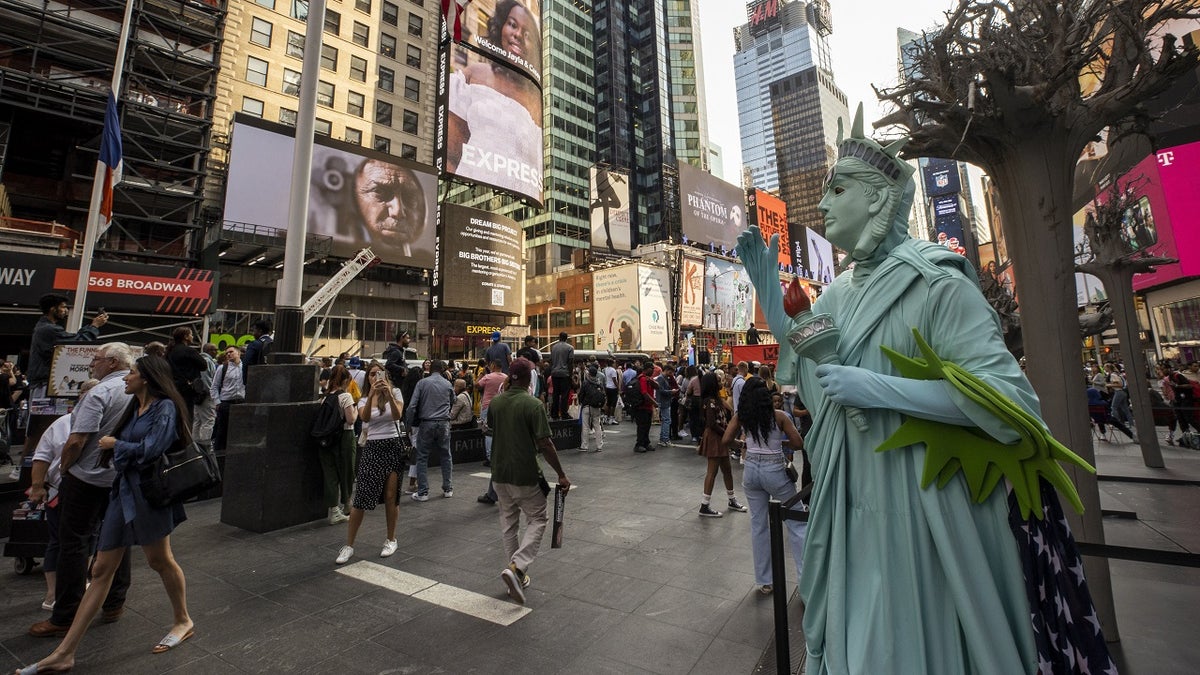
(1071, 206, 1107, 306)
(432, 204, 525, 315)
(805, 229, 835, 284)
(453, 0, 543, 87)
(678, 161, 747, 252)
(703, 257, 754, 332)
(441, 43, 544, 204)
(921, 157, 961, 197)
(754, 276, 816, 328)
(49, 344, 145, 397)
(593, 265, 641, 351)
(749, 189, 790, 268)
(0, 251, 214, 315)
(590, 167, 632, 254)
(679, 256, 706, 327)
(637, 265, 672, 353)
(224, 117, 439, 268)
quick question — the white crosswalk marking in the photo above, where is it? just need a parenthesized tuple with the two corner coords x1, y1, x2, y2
(335, 560, 531, 626)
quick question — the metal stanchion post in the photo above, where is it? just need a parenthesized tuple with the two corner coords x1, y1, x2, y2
(768, 498, 790, 674)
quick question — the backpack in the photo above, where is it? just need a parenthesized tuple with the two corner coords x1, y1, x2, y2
(311, 393, 344, 448)
(581, 379, 605, 407)
(622, 379, 646, 409)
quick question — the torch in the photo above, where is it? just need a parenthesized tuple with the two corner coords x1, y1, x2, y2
(783, 279, 870, 432)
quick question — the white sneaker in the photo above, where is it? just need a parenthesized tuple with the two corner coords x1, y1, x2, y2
(443, 490, 454, 498)
(328, 507, 349, 524)
(380, 539, 398, 558)
(7, 468, 19, 481)
(335, 545, 354, 564)
(411, 493, 429, 502)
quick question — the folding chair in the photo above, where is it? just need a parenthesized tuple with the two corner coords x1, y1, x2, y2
(1088, 404, 1117, 443)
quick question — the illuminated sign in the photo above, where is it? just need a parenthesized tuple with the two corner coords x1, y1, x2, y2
(748, 0, 782, 36)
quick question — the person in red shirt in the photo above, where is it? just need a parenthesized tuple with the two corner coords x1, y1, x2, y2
(476, 361, 508, 503)
(632, 363, 658, 452)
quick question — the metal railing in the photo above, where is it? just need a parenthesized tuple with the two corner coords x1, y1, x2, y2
(767, 488, 809, 674)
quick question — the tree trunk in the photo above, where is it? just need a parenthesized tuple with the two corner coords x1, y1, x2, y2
(1095, 268, 1165, 467)
(989, 137, 1119, 641)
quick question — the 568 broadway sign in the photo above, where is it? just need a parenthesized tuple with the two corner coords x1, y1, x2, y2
(0, 252, 215, 315)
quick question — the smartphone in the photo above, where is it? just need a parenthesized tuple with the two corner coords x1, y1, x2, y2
(96, 307, 106, 316)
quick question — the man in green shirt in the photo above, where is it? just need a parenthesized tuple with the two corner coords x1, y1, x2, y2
(487, 357, 571, 604)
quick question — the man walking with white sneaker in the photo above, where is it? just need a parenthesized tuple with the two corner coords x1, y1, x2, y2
(487, 358, 570, 604)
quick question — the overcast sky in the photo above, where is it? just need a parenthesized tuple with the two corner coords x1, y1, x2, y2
(696, 0, 961, 183)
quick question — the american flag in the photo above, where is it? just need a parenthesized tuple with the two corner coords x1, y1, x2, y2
(97, 92, 123, 237)
(440, 0, 471, 42)
(1009, 479, 1118, 674)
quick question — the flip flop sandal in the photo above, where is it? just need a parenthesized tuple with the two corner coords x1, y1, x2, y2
(151, 628, 195, 654)
(16, 663, 72, 675)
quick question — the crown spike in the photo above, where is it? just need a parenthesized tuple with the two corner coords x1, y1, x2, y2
(883, 137, 909, 157)
(851, 103, 865, 139)
(836, 116, 845, 145)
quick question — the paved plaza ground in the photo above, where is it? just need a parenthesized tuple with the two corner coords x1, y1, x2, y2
(2, 424, 1197, 673)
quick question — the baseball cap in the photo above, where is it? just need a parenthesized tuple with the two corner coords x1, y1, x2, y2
(491, 331, 501, 341)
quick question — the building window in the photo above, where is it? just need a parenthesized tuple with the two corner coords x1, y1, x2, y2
(408, 0, 423, 5)
(380, 33, 396, 59)
(406, 44, 421, 68)
(241, 96, 264, 117)
(317, 80, 335, 107)
(574, 309, 591, 325)
(374, 135, 390, 153)
(378, 66, 395, 92)
(355, 0, 372, 12)
(403, 76, 420, 101)
(254, 0, 274, 7)
(352, 21, 369, 47)
(402, 109, 418, 134)
(250, 18, 273, 47)
(324, 9, 341, 35)
(282, 68, 301, 96)
(349, 55, 367, 82)
(286, 31, 304, 58)
(407, 13, 422, 37)
(558, 291, 566, 305)
(245, 56, 269, 86)
(346, 90, 364, 117)
(290, 0, 308, 20)
(382, 1, 398, 26)
(400, 143, 417, 159)
(375, 100, 393, 126)
(582, 286, 590, 303)
(320, 44, 338, 71)
(314, 118, 332, 136)
(345, 127, 362, 145)
(280, 107, 297, 126)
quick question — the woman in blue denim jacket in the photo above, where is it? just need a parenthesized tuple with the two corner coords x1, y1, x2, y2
(20, 355, 194, 675)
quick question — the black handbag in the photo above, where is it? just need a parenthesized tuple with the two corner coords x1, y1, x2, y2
(139, 440, 221, 508)
(785, 459, 799, 484)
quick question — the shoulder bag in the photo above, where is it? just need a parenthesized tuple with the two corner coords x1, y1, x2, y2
(139, 439, 221, 508)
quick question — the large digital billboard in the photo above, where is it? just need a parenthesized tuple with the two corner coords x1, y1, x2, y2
(452, 0, 543, 86)
(805, 229, 835, 284)
(593, 264, 642, 351)
(590, 167, 631, 254)
(679, 256, 706, 327)
(440, 44, 544, 205)
(703, 258, 755, 332)
(637, 265, 672, 352)
(748, 188, 790, 268)
(678, 161, 747, 252)
(921, 157, 961, 197)
(224, 117, 438, 268)
(432, 203, 525, 315)
(1117, 140, 1200, 291)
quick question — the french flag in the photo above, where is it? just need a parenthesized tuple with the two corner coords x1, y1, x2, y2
(98, 92, 123, 237)
(441, 0, 471, 43)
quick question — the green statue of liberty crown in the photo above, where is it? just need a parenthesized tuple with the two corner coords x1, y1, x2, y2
(824, 103, 916, 191)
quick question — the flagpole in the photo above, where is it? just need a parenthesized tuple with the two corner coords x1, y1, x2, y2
(68, 0, 135, 332)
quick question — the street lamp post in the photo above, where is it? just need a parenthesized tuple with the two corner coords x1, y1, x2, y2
(710, 303, 721, 365)
(546, 305, 566, 345)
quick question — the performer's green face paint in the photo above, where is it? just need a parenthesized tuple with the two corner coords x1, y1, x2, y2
(818, 174, 884, 255)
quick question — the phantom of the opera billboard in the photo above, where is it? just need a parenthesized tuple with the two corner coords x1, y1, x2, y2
(223, 116, 439, 268)
(678, 161, 747, 253)
(432, 203, 525, 316)
(590, 167, 632, 254)
(449, 0, 543, 86)
(592, 263, 672, 352)
(747, 188, 790, 268)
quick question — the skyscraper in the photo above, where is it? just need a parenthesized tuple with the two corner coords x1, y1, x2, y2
(734, 0, 847, 236)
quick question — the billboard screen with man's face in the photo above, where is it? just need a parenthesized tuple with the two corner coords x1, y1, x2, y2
(224, 116, 438, 268)
(451, 0, 544, 87)
(590, 167, 631, 254)
(678, 162, 747, 252)
(432, 204, 525, 316)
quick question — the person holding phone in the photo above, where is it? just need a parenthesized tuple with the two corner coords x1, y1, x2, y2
(336, 363, 406, 564)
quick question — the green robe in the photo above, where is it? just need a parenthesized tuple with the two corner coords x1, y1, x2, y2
(796, 239, 1036, 675)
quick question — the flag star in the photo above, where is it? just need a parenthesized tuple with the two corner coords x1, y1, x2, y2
(1064, 644, 1076, 669)
(1048, 626, 1060, 648)
(1032, 529, 1045, 555)
(1050, 551, 1064, 574)
(1070, 559, 1086, 583)
(1038, 581, 1047, 602)
(1054, 592, 1067, 617)
(1103, 658, 1119, 675)
(1085, 608, 1102, 636)
(1078, 652, 1092, 675)
(1059, 513, 1071, 532)
(1037, 654, 1054, 674)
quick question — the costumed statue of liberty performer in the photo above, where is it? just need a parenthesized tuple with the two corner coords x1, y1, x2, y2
(737, 104, 1116, 675)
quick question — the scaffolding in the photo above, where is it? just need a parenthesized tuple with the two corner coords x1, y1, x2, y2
(0, 0, 226, 265)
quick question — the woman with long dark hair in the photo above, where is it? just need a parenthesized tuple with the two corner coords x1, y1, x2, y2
(321, 365, 358, 525)
(336, 363, 405, 564)
(166, 326, 206, 421)
(18, 356, 194, 674)
(723, 378, 807, 595)
(695, 372, 747, 517)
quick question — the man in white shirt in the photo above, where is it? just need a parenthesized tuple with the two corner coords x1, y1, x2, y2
(210, 346, 246, 455)
(603, 360, 620, 425)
